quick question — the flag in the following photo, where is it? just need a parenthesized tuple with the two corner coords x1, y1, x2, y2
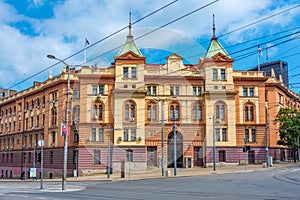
(85, 38, 90, 46)
(258, 44, 262, 56)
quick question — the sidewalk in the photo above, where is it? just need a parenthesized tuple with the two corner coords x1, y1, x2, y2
(64, 162, 297, 182)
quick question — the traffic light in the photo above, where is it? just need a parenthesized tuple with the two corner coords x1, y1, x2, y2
(37, 152, 41, 163)
(243, 146, 251, 152)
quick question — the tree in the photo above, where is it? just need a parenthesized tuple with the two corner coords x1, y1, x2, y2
(275, 108, 300, 162)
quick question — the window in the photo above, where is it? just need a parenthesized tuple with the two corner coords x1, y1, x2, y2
(36, 116, 39, 127)
(74, 130, 79, 143)
(99, 127, 104, 143)
(94, 150, 101, 164)
(99, 85, 104, 95)
(192, 104, 202, 121)
(73, 89, 80, 99)
(99, 105, 103, 120)
(215, 101, 226, 122)
(147, 102, 158, 121)
(124, 128, 129, 141)
(131, 67, 136, 78)
(213, 69, 218, 80)
(215, 129, 220, 141)
(131, 129, 136, 141)
(126, 149, 133, 162)
(244, 104, 254, 121)
(147, 86, 157, 96)
(251, 129, 256, 142)
(170, 86, 174, 96)
(249, 88, 254, 97)
(123, 67, 129, 78)
(220, 69, 226, 80)
(124, 101, 136, 122)
(245, 129, 249, 142)
(222, 128, 227, 141)
(73, 150, 78, 165)
(219, 150, 226, 162)
(243, 88, 248, 96)
(91, 128, 96, 141)
(175, 86, 179, 96)
(92, 86, 97, 95)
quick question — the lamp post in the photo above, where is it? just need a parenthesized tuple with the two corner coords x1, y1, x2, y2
(265, 107, 270, 167)
(47, 55, 71, 190)
(212, 115, 216, 171)
(107, 124, 111, 178)
(159, 99, 165, 177)
(173, 119, 177, 176)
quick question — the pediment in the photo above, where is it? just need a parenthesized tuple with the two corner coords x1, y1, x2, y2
(211, 52, 234, 63)
(114, 51, 145, 60)
(167, 53, 182, 60)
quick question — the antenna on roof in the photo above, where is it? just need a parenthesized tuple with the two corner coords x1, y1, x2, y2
(212, 14, 217, 39)
(128, 11, 132, 36)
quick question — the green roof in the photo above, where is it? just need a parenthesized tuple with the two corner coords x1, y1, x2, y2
(118, 35, 143, 56)
(205, 38, 230, 58)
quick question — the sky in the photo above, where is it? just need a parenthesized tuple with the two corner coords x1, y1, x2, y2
(0, 0, 300, 94)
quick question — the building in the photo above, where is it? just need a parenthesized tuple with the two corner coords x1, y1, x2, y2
(0, 88, 16, 100)
(249, 60, 289, 88)
(1, 23, 299, 179)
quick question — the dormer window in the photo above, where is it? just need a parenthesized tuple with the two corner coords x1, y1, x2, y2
(123, 67, 129, 78)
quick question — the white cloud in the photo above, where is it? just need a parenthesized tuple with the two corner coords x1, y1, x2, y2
(0, 0, 299, 91)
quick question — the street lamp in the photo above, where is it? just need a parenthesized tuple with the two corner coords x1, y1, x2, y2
(265, 103, 280, 167)
(212, 116, 216, 171)
(47, 54, 72, 190)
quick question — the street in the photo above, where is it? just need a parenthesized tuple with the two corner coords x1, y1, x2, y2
(0, 164, 299, 200)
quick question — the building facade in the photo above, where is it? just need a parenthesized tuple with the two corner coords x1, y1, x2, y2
(1, 28, 299, 179)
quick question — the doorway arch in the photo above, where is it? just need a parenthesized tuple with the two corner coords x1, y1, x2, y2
(167, 131, 183, 168)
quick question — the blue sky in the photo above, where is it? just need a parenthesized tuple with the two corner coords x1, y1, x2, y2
(0, 0, 300, 94)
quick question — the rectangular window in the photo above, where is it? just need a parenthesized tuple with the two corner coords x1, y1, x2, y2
(93, 150, 101, 164)
(91, 128, 96, 141)
(193, 87, 197, 96)
(99, 85, 104, 95)
(243, 88, 248, 96)
(126, 149, 133, 162)
(213, 69, 218, 80)
(131, 129, 136, 141)
(124, 128, 129, 141)
(73, 89, 80, 99)
(50, 151, 53, 164)
(123, 67, 129, 78)
(170, 86, 174, 96)
(245, 129, 249, 142)
(73, 150, 78, 165)
(251, 129, 256, 142)
(249, 88, 254, 97)
(147, 86, 151, 95)
(131, 67, 136, 78)
(152, 86, 157, 96)
(215, 128, 220, 141)
(175, 86, 180, 96)
(99, 127, 104, 143)
(222, 128, 227, 141)
(220, 69, 226, 80)
(219, 150, 226, 162)
(198, 87, 202, 95)
(36, 116, 39, 127)
(92, 85, 97, 95)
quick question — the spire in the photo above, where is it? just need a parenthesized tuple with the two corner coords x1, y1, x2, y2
(212, 14, 217, 40)
(205, 15, 230, 58)
(128, 11, 132, 37)
(117, 12, 143, 56)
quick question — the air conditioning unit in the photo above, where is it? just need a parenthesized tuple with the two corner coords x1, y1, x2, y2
(130, 117, 135, 122)
(137, 136, 142, 141)
(24, 109, 27, 113)
(51, 143, 55, 147)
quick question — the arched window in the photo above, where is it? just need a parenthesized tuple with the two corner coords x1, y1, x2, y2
(169, 101, 180, 120)
(147, 105, 151, 120)
(146, 101, 158, 121)
(216, 105, 220, 119)
(124, 100, 136, 122)
(73, 106, 80, 124)
(93, 105, 97, 118)
(244, 103, 255, 122)
(192, 102, 203, 121)
(99, 105, 103, 120)
(215, 101, 227, 122)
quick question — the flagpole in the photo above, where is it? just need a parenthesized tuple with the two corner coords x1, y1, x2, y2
(84, 42, 87, 64)
(258, 53, 260, 71)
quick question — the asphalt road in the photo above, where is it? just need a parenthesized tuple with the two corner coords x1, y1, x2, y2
(0, 164, 299, 200)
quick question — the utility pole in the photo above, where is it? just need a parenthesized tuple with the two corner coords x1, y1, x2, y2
(107, 124, 111, 178)
(173, 119, 177, 176)
(161, 99, 165, 177)
(212, 116, 216, 171)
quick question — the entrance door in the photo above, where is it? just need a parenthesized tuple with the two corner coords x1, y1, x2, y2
(167, 131, 183, 168)
(194, 147, 203, 166)
(248, 151, 255, 164)
(147, 146, 157, 166)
